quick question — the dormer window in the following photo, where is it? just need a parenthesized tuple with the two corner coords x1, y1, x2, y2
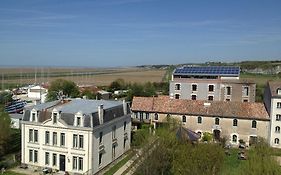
(30, 110, 38, 122)
(74, 112, 84, 127)
(53, 113, 57, 124)
(32, 113, 36, 121)
(77, 117, 81, 126)
(277, 88, 281, 95)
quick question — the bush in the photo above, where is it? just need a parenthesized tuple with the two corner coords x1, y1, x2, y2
(202, 132, 213, 142)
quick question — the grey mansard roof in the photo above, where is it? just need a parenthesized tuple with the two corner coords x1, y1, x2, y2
(23, 99, 130, 128)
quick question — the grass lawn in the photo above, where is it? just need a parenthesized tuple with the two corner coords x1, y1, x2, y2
(240, 73, 280, 85)
(3, 171, 25, 175)
(220, 149, 246, 175)
(104, 152, 134, 175)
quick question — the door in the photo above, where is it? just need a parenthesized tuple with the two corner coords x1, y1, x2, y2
(59, 155, 66, 171)
(213, 130, 221, 141)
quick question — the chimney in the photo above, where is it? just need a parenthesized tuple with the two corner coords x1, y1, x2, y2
(123, 100, 127, 115)
(98, 104, 104, 124)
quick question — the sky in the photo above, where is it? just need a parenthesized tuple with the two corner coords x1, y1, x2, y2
(0, 0, 281, 67)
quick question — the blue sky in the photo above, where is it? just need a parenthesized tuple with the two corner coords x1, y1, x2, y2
(0, 0, 281, 67)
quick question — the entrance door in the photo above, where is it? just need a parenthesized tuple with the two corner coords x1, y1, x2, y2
(59, 155, 66, 171)
(213, 130, 221, 141)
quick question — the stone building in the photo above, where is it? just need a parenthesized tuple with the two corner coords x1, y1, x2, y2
(131, 96, 269, 146)
(169, 66, 256, 102)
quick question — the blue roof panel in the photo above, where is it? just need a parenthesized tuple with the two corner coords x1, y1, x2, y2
(173, 66, 240, 76)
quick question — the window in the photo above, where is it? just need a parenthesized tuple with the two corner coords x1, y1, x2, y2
(232, 135, 237, 143)
(275, 138, 280, 145)
(61, 133, 65, 146)
(34, 130, 38, 142)
(73, 134, 78, 148)
(215, 118, 220, 125)
(278, 102, 281, 109)
(34, 150, 38, 163)
(175, 84, 181, 90)
(112, 126, 116, 139)
(226, 86, 231, 95)
(278, 89, 281, 95)
(175, 94, 180, 99)
(124, 121, 127, 131)
(145, 113, 149, 120)
(192, 84, 197, 91)
(182, 115, 186, 123)
(53, 113, 57, 124)
(242, 86, 249, 96)
(140, 112, 143, 120)
(226, 99, 231, 101)
(32, 113, 36, 121)
(99, 153, 103, 166)
(45, 131, 50, 144)
(53, 132, 57, 145)
(78, 157, 83, 171)
(73, 156, 78, 170)
(209, 85, 214, 92)
(79, 135, 84, 149)
(53, 153, 57, 166)
(191, 95, 197, 100)
(252, 120, 257, 128)
(208, 96, 214, 101)
(123, 138, 127, 149)
(99, 132, 103, 144)
(29, 129, 33, 142)
(233, 119, 238, 126)
(276, 114, 281, 121)
(29, 150, 33, 162)
(243, 99, 248, 102)
(45, 152, 50, 165)
(154, 113, 158, 120)
(77, 117, 81, 126)
(112, 145, 116, 159)
(198, 116, 202, 124)
(276, 126, 281, 133)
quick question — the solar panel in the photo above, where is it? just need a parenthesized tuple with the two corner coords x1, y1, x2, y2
(174, 66, 240, 76)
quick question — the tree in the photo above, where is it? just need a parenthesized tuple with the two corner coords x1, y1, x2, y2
(47, 79, 79, 101)
(0, 106, 11, 157)
(239, 138, 281, 175)
(0, 92, 12, 105)
(81, 89, 96, 99)
(108, 78, 126, 92)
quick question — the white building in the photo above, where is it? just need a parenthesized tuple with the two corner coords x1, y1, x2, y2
(264, 81, 281, 148)
(21, 99, 131, 174)
(27, 85, 48, 103)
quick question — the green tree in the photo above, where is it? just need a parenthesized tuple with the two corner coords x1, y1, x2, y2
(0, 92, 12, 104)
(0, 106, 11, 157)
(81, 89, 96, 99)
(47, 79, 79, 101)
(108, 78, 126, 92)
(239, 138, 281, 175)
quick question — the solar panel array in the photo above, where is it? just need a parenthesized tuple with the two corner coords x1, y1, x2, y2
(174, 66, 240, 76)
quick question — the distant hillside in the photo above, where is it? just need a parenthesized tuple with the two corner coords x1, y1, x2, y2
(138, 60, 281, 74)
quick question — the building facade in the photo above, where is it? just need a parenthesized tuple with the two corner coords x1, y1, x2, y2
(21, 99, 131, 174)
(131, 96, 269, 146)
(169, 66, 256, 102)
(264, 81, 281, 148)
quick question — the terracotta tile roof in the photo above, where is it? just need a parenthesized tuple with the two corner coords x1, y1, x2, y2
(131, 96, 269, 121)
(268, 81, 281, 97)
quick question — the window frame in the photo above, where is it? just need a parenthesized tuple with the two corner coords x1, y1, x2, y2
(252, 120, 257, 128)
(197, 116, 202, 124)
(215, 117, 220, 125)
(233, 119, 238, 127)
